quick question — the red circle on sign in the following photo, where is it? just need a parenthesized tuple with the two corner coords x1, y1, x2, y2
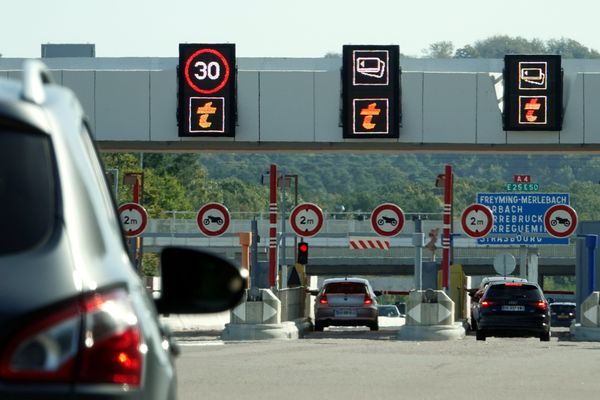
(197, 203, 230, 236)
(290, 203, 324, 237)
(118, 202, 148, 237)
(461, 203, 494, 238)
(184, 48, 230, 95)
(544, 204, 577, 238)
(371, 203, 405, 237)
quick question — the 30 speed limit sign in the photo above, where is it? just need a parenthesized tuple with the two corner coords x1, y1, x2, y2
(178, 44, 236, 137)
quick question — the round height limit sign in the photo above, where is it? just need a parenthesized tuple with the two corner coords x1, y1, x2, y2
(461, 203, 494, 238)
(290, 203, 324, 237)
(118, 202, 148, 237)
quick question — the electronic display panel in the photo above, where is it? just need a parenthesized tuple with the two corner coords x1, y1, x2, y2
(503, 55, 562, 131)
(178, 44, 235, 137)
(343, 45, 400, 138)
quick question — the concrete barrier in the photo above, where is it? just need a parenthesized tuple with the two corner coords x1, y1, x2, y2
(398, 289, 465, 341)
(222, 288, 310, 340)
(570, 291, 600, 341)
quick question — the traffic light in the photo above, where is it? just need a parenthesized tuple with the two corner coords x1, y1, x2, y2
(297, 242, 309, 264)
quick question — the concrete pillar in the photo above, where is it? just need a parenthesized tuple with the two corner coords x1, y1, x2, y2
(527, 250, 539, 284)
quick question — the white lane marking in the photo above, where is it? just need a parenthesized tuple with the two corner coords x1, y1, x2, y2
(178, 341, 225, 347)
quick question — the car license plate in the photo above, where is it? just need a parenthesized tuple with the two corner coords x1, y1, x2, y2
(558, 315, 569, 319)
(335, 309, 357, 318)
(501, 305, 525, 311)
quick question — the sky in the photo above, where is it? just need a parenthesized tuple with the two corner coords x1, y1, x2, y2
(2, 0, 600, 58)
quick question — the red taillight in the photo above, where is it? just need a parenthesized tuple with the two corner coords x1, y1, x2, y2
(535, 300, 548, 311)
(504, 283, 523, 287)
(363, 295, 373, 305)
(0, 289, 143, 387)
(319, 294, 328, 304)
(480, 300, 492, 308)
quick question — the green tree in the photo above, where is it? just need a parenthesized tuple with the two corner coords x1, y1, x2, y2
(545, 38, 600, 58)
(424, 41, 454, 59)
(454, 45, 479, 59)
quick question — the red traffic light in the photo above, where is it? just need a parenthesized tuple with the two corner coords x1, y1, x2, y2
(297, 242, 309, 264)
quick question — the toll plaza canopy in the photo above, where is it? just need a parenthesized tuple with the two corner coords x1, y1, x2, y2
(2, 55, 600, 152)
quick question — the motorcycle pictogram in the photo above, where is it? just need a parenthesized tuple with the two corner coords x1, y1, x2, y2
(377, 216, 398, 226)
(551, 216, 570, 227)
(203, 215, 224, 225)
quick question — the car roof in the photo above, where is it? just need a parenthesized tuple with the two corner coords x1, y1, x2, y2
(480, 276, 528, 286)
(322, 277, 371, 285)
(486, 280, 540, 289)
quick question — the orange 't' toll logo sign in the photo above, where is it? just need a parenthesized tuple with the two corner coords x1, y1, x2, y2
(197, 101, 217, 128)
(188, 97, 225, 133)
(519, 96, 546, 125)
(360, 102, 381, 130)
(353, 99, 389, 134)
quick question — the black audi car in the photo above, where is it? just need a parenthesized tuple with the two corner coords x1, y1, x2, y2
(473, 281, 551, 341)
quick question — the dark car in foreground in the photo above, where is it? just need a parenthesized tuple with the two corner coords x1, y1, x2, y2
(473, 281, 550, 341)
(0, 60, 246, 399)
(468, 276, 528, 331)
(550, 302, 576, 327)
(314, 278, 379, 331)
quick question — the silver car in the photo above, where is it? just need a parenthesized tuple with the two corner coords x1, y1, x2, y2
(0, 60, 245, 399)
(314, 278, 379, 331)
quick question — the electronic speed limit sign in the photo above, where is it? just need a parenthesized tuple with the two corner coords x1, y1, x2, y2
(178, 43, 236, 137)
(118, 202, 148, 237)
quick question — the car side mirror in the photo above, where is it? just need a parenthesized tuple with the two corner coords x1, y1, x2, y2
(467, 288, 478, 298)
(374, 290, 383, 296)
(154, 247, 247, 314)
(306, 289, 319, 296)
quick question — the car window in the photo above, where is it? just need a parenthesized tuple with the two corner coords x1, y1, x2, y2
(0, 129, 55, 255)
(379, 306, 399, 316)
(324, 282, 367, 294)
(550, 305, 575, 313)
(485, 284, 543, 300)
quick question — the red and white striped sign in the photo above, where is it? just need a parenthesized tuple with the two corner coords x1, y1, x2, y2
(349, 237, 390, 250)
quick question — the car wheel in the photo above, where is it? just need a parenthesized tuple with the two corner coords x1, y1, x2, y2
(314, 322, 324, 332)
(540, 331, 551, 342)
(476, 330, 486, 341)
(370, 322, 379, 331)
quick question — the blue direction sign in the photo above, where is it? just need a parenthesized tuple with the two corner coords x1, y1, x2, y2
(476, 192, 570, 245)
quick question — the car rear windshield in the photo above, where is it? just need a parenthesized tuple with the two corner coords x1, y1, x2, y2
(324, 282, 367, 294)
(0, 130, 55, 255)
(551, 305, 575, 313)
(485, 284, 542, 300)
